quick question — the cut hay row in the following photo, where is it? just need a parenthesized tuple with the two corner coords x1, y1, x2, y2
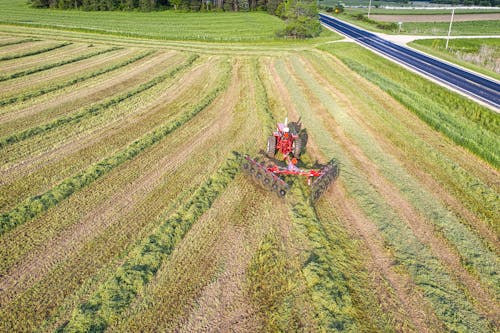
(305, 49, 499, 242)
(0, 42, 93, 75)
(0, 49, 171, 137)
(0, 53, 192, 211)
(0, 38, 37, 47)
(0, 48, 154, 107)
(0, 44, 118, 83)
(0, 59, 232, 332)
(290, 53, 499, 303)
(0, 40, 70, 61)
(0, 54, 223, 234)
(100, 59, 277, 331)
(0, 52, 188, 156)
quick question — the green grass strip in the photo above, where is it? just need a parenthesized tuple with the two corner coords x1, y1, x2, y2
(0, 41, 70, 61)
(0, 54, 232, 237)
(0, 53, 197, 150)
(319, 44, 499, 167)
(0, 50, 155, 107)
(0, 38, 38, 47)
(0, 46, 120, 82)
(61, 154, 239, 333)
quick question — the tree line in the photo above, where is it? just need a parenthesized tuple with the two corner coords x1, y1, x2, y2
(29, 0, 322, 38)
(30, 0, 286, 12)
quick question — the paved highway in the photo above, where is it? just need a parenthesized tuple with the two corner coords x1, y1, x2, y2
(319, 13, 500, 110)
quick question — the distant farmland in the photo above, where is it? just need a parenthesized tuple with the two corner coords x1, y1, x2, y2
(0, 12, 499, 333)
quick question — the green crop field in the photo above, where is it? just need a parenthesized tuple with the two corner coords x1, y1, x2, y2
(0, 2, 499, 332)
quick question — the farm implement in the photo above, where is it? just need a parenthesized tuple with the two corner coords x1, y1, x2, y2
(241, 118, 339, 201)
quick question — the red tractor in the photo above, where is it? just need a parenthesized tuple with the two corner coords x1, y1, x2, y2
(242, 118, 339, 201)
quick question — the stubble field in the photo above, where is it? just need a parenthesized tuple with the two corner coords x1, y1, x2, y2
(0, 22, 498, 333)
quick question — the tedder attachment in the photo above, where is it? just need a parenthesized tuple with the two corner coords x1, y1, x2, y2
(241, 155, 339, 201)
(241, 118, 340, 201)
(310, 159, 340, 202)
(242, 155, 290, 197)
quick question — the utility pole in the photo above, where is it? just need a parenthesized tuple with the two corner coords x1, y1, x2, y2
(446, 7, 455, 49)
(368, 0, 372, 18)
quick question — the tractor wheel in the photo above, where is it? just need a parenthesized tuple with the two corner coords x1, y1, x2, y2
(293, 137, 302, 158)
(266, 136, 276, 158)
(288, 122, 301, 135)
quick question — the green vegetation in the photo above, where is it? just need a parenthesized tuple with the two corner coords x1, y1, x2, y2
(401, 20, 500, 36)
(0, 54, 223, 236)
(63, 154, 240, 332)
(0, 46, 119, 82)
(330, 11, 500, 35)
(318, 42, 499, 167)
(0, 0, 286, 42)
(410, 38, 500, 80)
(0, 38, 38, 47)
(0, 50, 155, 106)
(0, 7, 497, 332)
(0, 41, 68, 60)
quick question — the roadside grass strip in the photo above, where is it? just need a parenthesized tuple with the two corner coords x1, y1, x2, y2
(62, 155, 240, 332)
(0, 38, 38, 48)
(278, 58, 493, 332)
(0, 50, 155, 107)
(0, 46, 120, 82)
(318, 43, 500, 168)
(0, 41, 71, 61)
(0, 53, 197, 150)
(290, 55, 500, 299)
(0, 59, 230, 237)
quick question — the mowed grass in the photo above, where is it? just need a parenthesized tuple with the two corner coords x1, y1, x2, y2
(0, 0, 286, 42)
(0, 13, 498, 333)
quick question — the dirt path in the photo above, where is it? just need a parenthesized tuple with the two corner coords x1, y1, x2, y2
(291, 54, 499, 322)
(371, 13, 500, 22)
(0, 57, 234, 306)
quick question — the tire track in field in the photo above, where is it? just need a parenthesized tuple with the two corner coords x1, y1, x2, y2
(268, 63, 434, 332)
(0, 45, 117, 94)
(0, 49, 168, 125)
(286, 55, 498, 325)
(0, 58, 233, 308)
(0, 52, 188, 183)
(306, 51, 499, 251)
